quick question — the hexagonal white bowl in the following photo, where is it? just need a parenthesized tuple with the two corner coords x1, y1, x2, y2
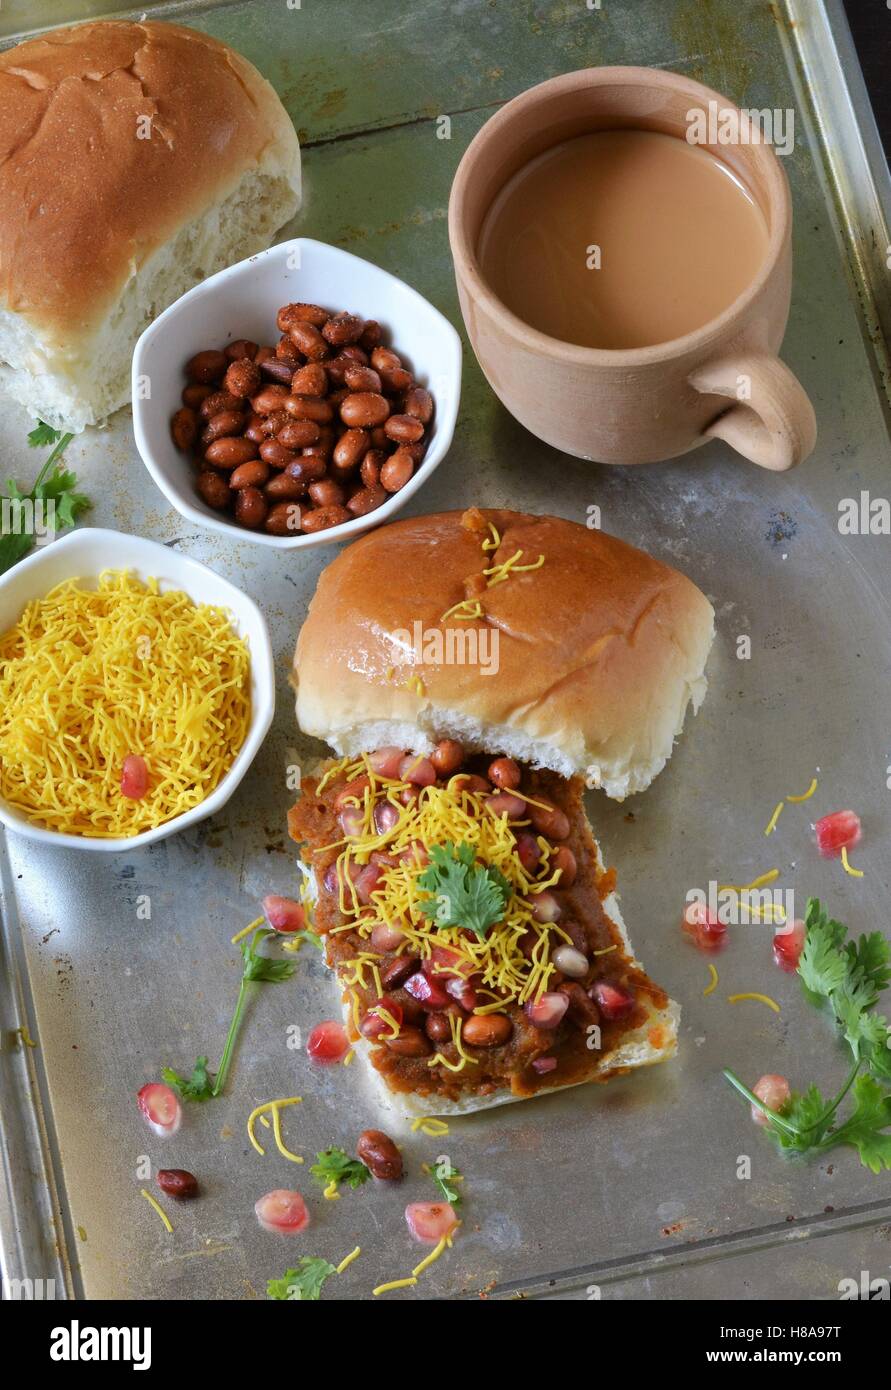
(0, 528, 274, 851)
(132, 238, 462, 548)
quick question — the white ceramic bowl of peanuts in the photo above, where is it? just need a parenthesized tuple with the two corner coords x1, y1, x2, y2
(132, 238, 462, 548)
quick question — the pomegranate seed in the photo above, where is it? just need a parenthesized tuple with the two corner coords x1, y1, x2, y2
(682, 900, 727, 952)
(532, 1056, 558, 1075)
(773, 918, 806, 973)
(751, 1073, 791, 1126)
(137, 1083, 181, 1137)
(404, 970, 450, 1010)
(359, 998, 404, 1038)
(262, 894, 305, 934)
(485, 791, 526, 821)
(524, 991, 569, 1030)
(551, 944, 588, 978)
(445, 974, 478, 1012)
(121, 754, 149, 800)
(814, 809, 862, 858)
(306, 1019, 349, 1063)
(339, 806, 364, 838)
(254, 1189, 310, 1235)
(429, 945, 474, 978)
(514, 831, 542, 873)
(373, 801, 400, 835)
(590, 981, 634, 1020)
(399, 754, 436, 786)
(369, 746, 404, 778)
(370, 921, 405, 951)
(323, 863, 340, 895)
(399, 841, 428, 867)
(531, 890, 561, 923)
(354, 863, 383, 905)
(405, 1200, 459, 1245)
(157, 1168, 198, 1199)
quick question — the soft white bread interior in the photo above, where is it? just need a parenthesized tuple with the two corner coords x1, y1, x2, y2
(0, 20, 301, 431)
(293, 509, 715, 800)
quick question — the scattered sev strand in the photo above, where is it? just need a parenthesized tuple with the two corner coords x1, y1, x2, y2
(0, 571, 251, 838)
(703, 964, 719, 997)
(841, 847, 864, 878)
(336, 1246, 361, 1275)
(373, 1277, 418, 1295)
(717, 869, 779, 893)
(764, 802, 784, 836)
(247, 1097, 303, 1161)
(140, 1188, 173, 1233)
(786, 777, 818, 803)
(231, 916, 265, 945)
(728, 992, 781, 1014)
(16, 1024, 37, 1048)
(411, 1117, 449, 1136)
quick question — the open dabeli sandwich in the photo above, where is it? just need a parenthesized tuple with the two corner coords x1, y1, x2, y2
(288, 509, 714, 1116)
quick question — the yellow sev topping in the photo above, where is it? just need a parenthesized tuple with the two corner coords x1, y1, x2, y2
(336, 1246, 361, 1274)
(728, 992, 781, 1013)
(319, 773, 573, 1047)
(373, 1277, 418, 1295)
(703, 964, 719, 996)
(764, 802, 784, 836)
(786, 777, 818, 803)
(841, 847, 864, 878)
(140, 1188, 173, 1233)
(411, 1117, 449, 1136)
(0, 571, 251, 838)
(247, 1097, 304, 1161)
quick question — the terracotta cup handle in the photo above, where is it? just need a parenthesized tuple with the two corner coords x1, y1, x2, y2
(689, 352, 816, 471)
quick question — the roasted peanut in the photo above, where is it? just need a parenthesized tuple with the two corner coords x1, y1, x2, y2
(488, 757, 521, 790)
(225, 338, 259, 362)
(379, 448, 414, 492)
(200, 390, 242, 420)
(371, 347, 402, 373)
(170, 407, 198, 451)
(201, 410, 245, 445)
(276, 418, 320, 449)
(157, 1169, 199, 1200)
(431, 739, 465, 776)
(462, 1013, 512, 1048)
(359, 319, 383, 352)
(277, 302, 329, 331)
(404, 386, 434, 423)
(285, 455, 327, 484)
(300, 504, 352, 532)
(356, 1129, 403, 1181)
(332, 428, 369, 471)
(264, 501, 303, 535)
(182, 383, 212, 410)
(380, 955, 420, 991)
(288, 320, 328, 361)
(258, 357, 295, 386)
(384, 413, 424, 444)
(308, 479, 345, 508)
(275, 335, 302, 367)
(264, 471, 306, 501)
(251, 384, 291, 415)
(186, 349, 227, 384)
(234, 486, 268, 529)
(383, 1025, 432, 1058)
(244, 414, 267, 444)
(205, 436, 258, 468)
(284, 395, 334, 423)
(360, 449, 385, 488)
(425, 1012, 452, 1042)
(229, 460, 270, 490)
(322, 312, 364, 346)
(196, 470, 232, 510)
(550, 845, 578, 888)
(290, 362, 328, 397)
(346, 484, 387, 516)
(344, 363, 382, 393)
(224, 358, 261, 399)
(259, 439, 297, 469)
(340, 392, 390, 428)
(262, 410, 292, 437)
(529, 801, 571, 841)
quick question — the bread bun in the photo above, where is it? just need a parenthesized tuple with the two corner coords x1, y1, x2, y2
(0, 20, 301, 431)
(293, 508, 714, 799)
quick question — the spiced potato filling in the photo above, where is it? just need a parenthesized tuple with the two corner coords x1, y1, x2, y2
(288, 742, 670, 1101)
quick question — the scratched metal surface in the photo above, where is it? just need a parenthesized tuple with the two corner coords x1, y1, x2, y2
(1, 0, 890, 1302)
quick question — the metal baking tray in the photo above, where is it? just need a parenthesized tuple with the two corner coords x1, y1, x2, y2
(1, 0, 889, 1302)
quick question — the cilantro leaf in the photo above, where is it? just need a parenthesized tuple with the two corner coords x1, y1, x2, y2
(267, 1257, 336, 1301)
(294, 928, 323, 951)
(417, 841, 510, 939)
(430, 1156, 462, 1207)
(162, 1056, 214, 1102)
(823, 1075, 891, 1174)
(28, 420, 62, 448)
(310, 1147, 370, 1191)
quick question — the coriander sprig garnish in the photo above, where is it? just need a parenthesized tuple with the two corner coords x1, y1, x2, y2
(163, 927, 295, 1101)
(0, 420, 89, 576)
(724, 898, 891, 1172)
(417, 841, 511, 940)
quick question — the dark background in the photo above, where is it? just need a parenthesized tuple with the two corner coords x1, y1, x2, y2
(844, 0, 891, 152)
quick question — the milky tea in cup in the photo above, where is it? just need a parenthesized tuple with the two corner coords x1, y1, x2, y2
(477, 128, 770, 351)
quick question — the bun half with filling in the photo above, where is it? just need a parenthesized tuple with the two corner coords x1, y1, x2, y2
(289, 510, 713, 1118)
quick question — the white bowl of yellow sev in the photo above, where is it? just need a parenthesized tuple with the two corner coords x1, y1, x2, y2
(0, 528, 274, 851)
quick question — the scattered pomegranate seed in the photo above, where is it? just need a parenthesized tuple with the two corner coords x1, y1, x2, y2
(338, 806, 364, 838)
(121, 754, 149, 800)
(157, 1168, 199, 1200)
(354, 863, 383, 905)
(514, 831, 542, 873)
(405, 970, 450, 1010)
(445, 974, 478, 1012)
(590, 981, 635, 1020)
(323, 863, 340, 894)
(254, 1189, 310, 1235)
(524, 991, 569, 1029)
(682, 900, 727, 952)
(773, 918, 806, 973)
(429, 945, 474, 978)
(405, 1200, 459, 1245)
(751, 1073, 791, 1126)
(399, 754, 436, 786)
(137, 1082, 182, 1137)
(532, 1056, 558, 1075)
(306, 1020, 349, 1063)
(373, 801, 400, 835)
(262, 895, 305, 934)
(814, 809, 862, 858)
(369, 746, 405, 778)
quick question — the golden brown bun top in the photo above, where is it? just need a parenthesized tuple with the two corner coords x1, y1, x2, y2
(293, 509, 715, 799)
(0, 20, 298, 341)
